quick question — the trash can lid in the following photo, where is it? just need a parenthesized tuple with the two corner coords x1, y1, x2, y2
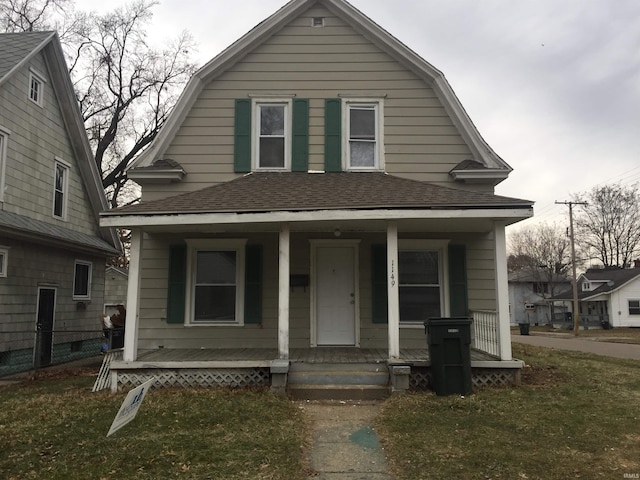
(424, 317, 472, 327)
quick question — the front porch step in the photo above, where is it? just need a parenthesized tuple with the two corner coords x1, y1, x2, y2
(286, 362, 390, 400)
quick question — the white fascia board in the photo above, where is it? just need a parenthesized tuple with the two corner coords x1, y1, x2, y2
(100, 207, 533, 228)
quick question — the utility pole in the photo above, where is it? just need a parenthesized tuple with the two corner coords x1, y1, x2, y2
(556, 200, 587, 336)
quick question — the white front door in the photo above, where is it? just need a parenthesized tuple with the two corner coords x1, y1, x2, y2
(316, 246, 356, 345)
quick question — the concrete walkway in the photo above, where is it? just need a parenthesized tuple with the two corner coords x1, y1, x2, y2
(511, 332, 640, 360)
(300, 400, 392, 480)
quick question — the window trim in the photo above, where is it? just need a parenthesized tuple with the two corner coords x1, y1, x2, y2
(185, 239, 247, 326)
(0, 127, 8, 203)
(343, 98, 384, 171)
(53, 158, 70, 220)
(629, 299, 640, 315)
(0, 246, 8, 277)
(73, 260, 93, 300)
(28, 69, 46, 107)
(398, 239, 449, 327)
(252, 98, 292, 171)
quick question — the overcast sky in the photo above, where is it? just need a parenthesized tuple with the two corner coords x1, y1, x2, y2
(80, 0, 640, 232)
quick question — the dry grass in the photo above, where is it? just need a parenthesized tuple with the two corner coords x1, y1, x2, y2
(518, 326, 640, 344)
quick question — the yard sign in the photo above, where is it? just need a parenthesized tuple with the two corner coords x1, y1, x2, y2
(107, 378, 155, 437)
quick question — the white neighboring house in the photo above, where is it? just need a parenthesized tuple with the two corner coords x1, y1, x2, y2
(508, 270, 571, 325)
(553, 266, 640, 328)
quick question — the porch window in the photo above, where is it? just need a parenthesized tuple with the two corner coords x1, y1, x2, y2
(186, 239, 246, 325)
(398, 250, 442, 323)
(629, 300, 640, 315)
(0, 247, 8, 277)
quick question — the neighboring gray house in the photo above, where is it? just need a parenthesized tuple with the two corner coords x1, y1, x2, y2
(553, 266, 640, 328)
(0, 32, 120, 376)
(508, 269, 570, 325)
(100, 0, 533, 394)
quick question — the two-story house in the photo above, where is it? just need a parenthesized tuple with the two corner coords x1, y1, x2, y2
(100, 0, 533, 395)
(0, 32, 120, 376)
(508, 269, 571, 326)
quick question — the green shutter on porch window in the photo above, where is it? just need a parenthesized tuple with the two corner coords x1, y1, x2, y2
(292, 98, 309, 172)
(448, 244, 469, 317)
(167, 244, 187, 324)
(244, 245, 263, 324)
(234, 99, 252, 173)
(324, 98, 342, 172)
(371, 244, 388, 324)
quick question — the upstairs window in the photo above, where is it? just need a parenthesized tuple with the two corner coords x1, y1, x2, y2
(344, 99, 383, 170)
(73, 260, 92, 300)
(53, 160, 69, 219)
(254, 101, 290, 170)
(0, 129, 7, 202)
(29, 70, 45, 107)
(0, 247, 8, 277)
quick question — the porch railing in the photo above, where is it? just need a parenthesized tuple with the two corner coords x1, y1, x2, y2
(471, 310, 500, 358)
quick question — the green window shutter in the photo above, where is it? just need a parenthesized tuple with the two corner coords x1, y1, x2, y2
(292, 98, 309, 172)
(371, 244, 388, 324)
(448, 244, 469, 317)
(244, 245, 263, 324)
(234, 98, 252, 173)
(324, 98, 342, 172)
(167, 244, 187, 324)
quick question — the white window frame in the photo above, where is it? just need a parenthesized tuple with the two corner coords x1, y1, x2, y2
(73, 260, 93, 300)
(28, 69, 46, 107)
(252, 99, 292, 171)
(398, 239, 449, 327)
(0, 246, 8, 277)
(185, 239, 247, 326)
(0, 127, 8, 203)
(629, 299, 640, 315)
(53, 158, 70, 220)
(342, 98, 384, 171)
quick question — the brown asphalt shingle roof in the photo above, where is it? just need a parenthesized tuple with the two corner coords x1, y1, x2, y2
(107, 172, 532, 216)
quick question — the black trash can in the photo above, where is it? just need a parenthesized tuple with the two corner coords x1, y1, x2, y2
(108, 327, 125, 349)
(519, 323, 530, 335)
(424, 318, 473, 396)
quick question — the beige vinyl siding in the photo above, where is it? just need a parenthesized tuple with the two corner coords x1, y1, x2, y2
(0, 238, 105, 350)
(0, 52, 98, 235)
(143, 5, 472, 200)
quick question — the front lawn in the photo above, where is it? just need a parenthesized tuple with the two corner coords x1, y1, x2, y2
(0, 372, 309, 480)
(377, 344, 640, 479)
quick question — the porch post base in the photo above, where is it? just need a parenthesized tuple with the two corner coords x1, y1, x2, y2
(270, 360, 290, 394)
(389, 365, 411, 393)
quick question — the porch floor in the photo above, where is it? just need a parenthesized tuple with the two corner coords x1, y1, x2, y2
(127, 347, 499, 366)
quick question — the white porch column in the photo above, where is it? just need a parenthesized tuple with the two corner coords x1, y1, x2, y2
(278, 223, 290, 360)
(493, 221, 513, 361)
(123, 228, 143, 362)
(387, 221, 400, 360)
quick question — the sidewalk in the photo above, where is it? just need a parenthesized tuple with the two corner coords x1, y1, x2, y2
(300, 400, 393, 480)
(511, 332, 640, 360)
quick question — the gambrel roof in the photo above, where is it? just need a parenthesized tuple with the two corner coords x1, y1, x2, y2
(0, 31, 120, 254)
(131, 0, 512, 179)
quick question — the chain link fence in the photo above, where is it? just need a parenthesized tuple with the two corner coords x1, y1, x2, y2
(0, 327, 124, 378)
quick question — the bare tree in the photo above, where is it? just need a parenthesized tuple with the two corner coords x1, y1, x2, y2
(1, 0, 197, 208)
(508, 222, 572, 297)
(573, 183, 640, 268)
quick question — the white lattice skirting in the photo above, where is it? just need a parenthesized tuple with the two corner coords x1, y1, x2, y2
(116, 368, 271, 391)
(409, 367, 520, 390)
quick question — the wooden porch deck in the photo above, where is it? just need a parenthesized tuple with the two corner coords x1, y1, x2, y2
(125, 347, 499, 367)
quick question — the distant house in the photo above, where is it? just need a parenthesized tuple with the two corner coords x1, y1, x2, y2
(100, 0, 533, 394)
(104, 266, 128, 317)
(553, 266, 640, 328)
(508, 269, 571, 325)
(0, 32, 121, 376)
